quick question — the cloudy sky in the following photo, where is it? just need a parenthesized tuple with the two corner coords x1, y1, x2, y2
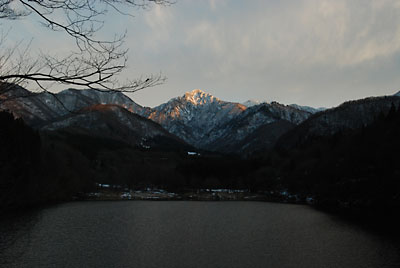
(4, 0, 400, 108)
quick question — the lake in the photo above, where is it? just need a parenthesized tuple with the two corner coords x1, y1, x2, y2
(0, 201, 399, 268)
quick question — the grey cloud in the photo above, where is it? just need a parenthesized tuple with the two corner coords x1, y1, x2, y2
(128, 0, 400, 108)
(4, 0, 400, 108)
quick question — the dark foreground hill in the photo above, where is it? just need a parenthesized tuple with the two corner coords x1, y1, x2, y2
(266, 103, 400, 214)
(0, 110, 188, 212)
(276, 95, 400, 150)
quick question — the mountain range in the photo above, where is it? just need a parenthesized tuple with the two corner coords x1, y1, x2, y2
(1, 83, 399, 155)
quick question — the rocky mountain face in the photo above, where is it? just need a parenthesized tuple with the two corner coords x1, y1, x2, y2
(42, 104, 189, 150)
(0, 84, 187, 150)
(140, 90, 247, 148)
(0, 85, 150, 127)
(136, 90, 312, 151)
(0, 84, 65, 127)
(4, 83, 396, 155)
(1, 86, 310, 153)
(214, 120, 296, 154)
(203, 101, 311, 153)
(0, 85, 326, 153)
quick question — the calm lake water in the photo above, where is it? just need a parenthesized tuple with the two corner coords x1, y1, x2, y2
(0, 201, 399, 268)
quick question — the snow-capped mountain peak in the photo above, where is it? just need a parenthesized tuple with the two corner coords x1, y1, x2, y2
(1, 84, 314, 153)
(183, 89, 219, 105)
(394, 91, 400, 97)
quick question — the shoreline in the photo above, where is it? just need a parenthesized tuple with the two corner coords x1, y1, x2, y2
(73, 188, 307, 203)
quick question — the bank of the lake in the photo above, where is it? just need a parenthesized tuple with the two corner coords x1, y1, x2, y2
(74, 187, 307, 203)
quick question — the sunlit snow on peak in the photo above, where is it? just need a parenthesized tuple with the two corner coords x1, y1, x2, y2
(184, 89, 219, 105)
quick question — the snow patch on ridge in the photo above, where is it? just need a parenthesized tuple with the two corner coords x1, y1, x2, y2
(289, 104, 326, 114)
(242, 100, 262, 107)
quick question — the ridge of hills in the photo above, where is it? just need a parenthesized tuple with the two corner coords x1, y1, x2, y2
(1, 82, 400, 217)
(1, 83, 400, 155)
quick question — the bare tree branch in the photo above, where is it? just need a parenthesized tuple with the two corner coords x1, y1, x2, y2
(0, 0, 172, 94)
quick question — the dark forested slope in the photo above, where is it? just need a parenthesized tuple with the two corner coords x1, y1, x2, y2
(274, 103, 400, 212)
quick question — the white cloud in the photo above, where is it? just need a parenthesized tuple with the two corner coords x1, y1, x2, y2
(130, 0, 400, 107)
(209, 0, 228, 11)
(142, 5, 174, 49)
(185, 0, 400, 68)
(6, 0, 400, 107)
(209, 0, 217, 11)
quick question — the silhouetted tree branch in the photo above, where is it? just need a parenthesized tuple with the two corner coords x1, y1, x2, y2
(0, 0, 171, 93)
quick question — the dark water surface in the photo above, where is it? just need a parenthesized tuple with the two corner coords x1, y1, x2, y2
(0, 201, 399, 268)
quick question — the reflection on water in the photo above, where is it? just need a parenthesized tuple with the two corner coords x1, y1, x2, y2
(0, 201, 399, 268)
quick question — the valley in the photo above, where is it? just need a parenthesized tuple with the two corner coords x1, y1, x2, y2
(1, 83, 400, 221)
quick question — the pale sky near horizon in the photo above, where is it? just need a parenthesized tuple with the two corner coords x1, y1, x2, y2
(2, 0, 400, 108)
